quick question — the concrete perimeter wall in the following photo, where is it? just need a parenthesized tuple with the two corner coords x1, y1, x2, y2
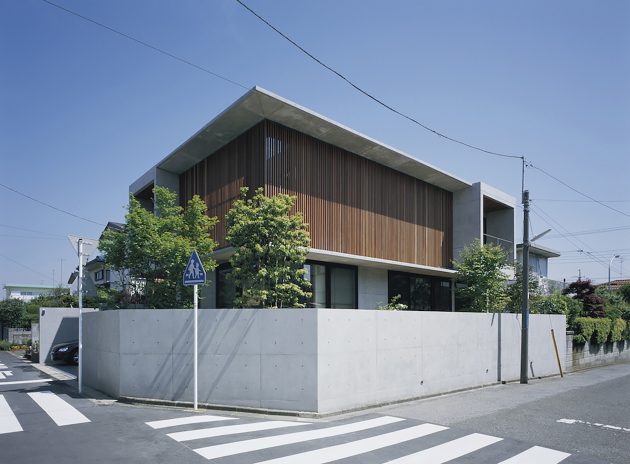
(40, 307, 96, 364)
(83, 309, 565, 414)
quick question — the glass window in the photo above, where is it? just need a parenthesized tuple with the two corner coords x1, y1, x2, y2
(330, 266, 356, 309)
(304, 263, 326, 308)
(216, 265, 237, 308)
(388, 271, 452, 311)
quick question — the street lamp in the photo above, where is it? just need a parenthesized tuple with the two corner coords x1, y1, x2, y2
(609, 255, 620, 291)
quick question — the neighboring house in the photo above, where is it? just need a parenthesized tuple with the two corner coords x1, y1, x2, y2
(129, 86, 515, 310)
(597, 279, 630, 291)
(67, 222, 126, 297)
(516, 243, 563, 294)
(3, 284, 55, 302)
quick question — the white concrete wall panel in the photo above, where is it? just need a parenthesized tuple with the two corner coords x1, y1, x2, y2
(358, 267, 388, 309)
(83, 309, 566, 414)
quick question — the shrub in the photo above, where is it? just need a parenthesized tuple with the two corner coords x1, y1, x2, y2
(0, 340, 11, 351)
(378, 295, 408, 311)
(530, 293, 568, 315)
(609, 318, 627, 343)
(573, 317, 612, 345)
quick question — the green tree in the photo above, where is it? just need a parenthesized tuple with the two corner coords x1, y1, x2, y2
(507, 260, 540, 312)
(99, 186, 218, 308)
(618, 283, 630, 305)
(452, 241, 509, 312)
(225, 187, 311, 308)
(0, 299, 26, 332)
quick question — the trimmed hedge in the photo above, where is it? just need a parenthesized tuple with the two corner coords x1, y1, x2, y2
(610, 318, 627, 343)
(573, 317, 629, 344)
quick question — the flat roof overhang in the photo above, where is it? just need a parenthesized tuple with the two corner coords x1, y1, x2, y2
(148, 86, 471, 193)
(516, 243, 561, 258)
(211, 247, 456, 279)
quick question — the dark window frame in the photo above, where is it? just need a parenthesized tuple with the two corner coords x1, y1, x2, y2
(387, 270, 452, 311)
(216, 260, 358, 309)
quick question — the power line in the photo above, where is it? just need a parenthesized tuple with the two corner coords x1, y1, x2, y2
(0, 253, 51, 280)
(532, 198, 630, 203)
(0, 182, 105, 226)
(0, 235, 66, 241)
(543, 224, 630, 239)
(39, 0, 248, 90)
(0, 223, 66, 238)
(529, 163, 630, 219)
(530, 206, 608, 271)
(234, 0, 523, 161)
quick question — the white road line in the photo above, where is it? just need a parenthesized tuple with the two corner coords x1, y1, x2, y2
(194, 417, 435, 461)
(384, 433, 502, 464)
(168, 421, 309, 442)
(0, 378, 54, 386)
(557, 418, 630, 433)
(28, 391, 90, 426)
(0, 395, 23, 434)
(497, 445, 571, 463)
(146, 414, 237, 430)
(250, 423, 448, 464)
(0, 372, 4, 380)
(0, 364, 7, 369)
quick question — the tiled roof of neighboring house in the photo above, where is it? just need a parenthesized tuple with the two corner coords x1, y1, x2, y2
(598, 279, 630, 289)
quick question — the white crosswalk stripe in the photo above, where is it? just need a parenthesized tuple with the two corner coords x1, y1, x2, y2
(384, 433, 502, 463)
(497, 445, 571, 463)
(0, 392, 90, 433)
(193, 416, 406, 460)
(250, 423, 448, 464)
(147, 414, 575, 464)
(146, 414, 238, 429)
(27, 391, 90, 426)
(167, 420, 308, 442)
(0, 395, 23, 434)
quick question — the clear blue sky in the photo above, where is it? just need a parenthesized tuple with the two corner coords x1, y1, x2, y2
(1, 0, 628, 291)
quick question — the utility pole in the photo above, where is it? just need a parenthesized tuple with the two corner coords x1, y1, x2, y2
(609, 255, 620, 291)
(520, 190, 530, 384)
(77, 239, 84, 394)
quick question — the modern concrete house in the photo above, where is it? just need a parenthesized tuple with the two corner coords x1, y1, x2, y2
(130, 87, 515, 310)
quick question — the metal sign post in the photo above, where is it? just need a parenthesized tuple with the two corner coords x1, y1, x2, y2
(68, 235, 98, 395)
(183, 250, 206, 410)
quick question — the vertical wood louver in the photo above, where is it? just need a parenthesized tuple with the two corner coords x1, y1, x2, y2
(179, 119, 453, 268)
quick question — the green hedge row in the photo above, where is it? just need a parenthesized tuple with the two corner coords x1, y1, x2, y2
(573, 317, 628, 344)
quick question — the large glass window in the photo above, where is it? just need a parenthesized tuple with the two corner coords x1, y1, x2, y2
(330, 266, 357, 309)
(304, 263, 326, 308)
(216, 264, 237, 308)
(388, 271, 452, 311)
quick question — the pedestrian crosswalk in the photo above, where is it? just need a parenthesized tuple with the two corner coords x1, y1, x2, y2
(145, 413, 572, 463)
(0, 391, 90, 434)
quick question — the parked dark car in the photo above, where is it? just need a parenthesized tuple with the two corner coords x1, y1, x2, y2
(50, 341, 79, 364)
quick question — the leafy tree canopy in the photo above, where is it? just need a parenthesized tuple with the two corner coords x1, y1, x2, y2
(562, 279, 605, 318)
(225, 187, 311, 308)
(0, 299, 26, 328)
(99, 186, 218, 308)
(453, 241, 509, 312)
(506, 260, 540, 312)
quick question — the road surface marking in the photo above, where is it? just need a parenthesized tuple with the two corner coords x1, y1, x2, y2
(168, 420, 309, 442)
(557, 418, 630, 432)
(0, 363, 8, 369)
(28, 391, 90, 426)
(497, 445, 571, 463)
(146, 414, 237, 429)
(0, 395, 23, 434)
(248, 423, 448, 464)
(0, 378, 53, 386)
(193, 416, 405, 460)
(383, 433, 502, 463)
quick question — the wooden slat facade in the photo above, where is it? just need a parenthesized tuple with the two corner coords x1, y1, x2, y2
(179, 122, 265, 247)
(179, 119, 452, 268)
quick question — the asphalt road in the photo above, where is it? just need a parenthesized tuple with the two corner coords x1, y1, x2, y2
(1, 351, 627, 463)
